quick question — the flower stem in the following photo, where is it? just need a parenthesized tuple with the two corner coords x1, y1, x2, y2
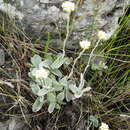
(63, 13, 70, 56)
(83, 40, 100, 76)
(69, 48, 86, 78)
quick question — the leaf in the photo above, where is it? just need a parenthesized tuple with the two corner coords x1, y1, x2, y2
(82, 87, 91, 92)
(59, 76, 68, 86)
(31, 83, 40, 95)
(74, 91, 83, 98)
(89, 115, 99, 128)
(30, 68, 37, 78)
(39, 96, 44, 102)
(64, 57, 72, 65)
(48, 103, 55, 113)
(57, 91, 64, 103)
(47, 93, 56, 103)
(31, 55, 42, 67)
(39, 59, 53, 69)
(52, 79, 63, 91)
(37, 88, 49, 96)
(69, 84, 78, 93)
(50, 54, 65, 69)
(65, 89, 73, 102)
(50, 69, 62, 77)
(43, 78, 52, 88)
(32, 97, 45, 112)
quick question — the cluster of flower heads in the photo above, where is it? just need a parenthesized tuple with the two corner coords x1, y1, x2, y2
(99, 122, 109, 130)
(61, 1, 110, 49)
(62, 1, 75, 13)
(31, 67, 49, 79)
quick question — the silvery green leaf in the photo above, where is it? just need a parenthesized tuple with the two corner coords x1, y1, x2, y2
(50, 69, 62, 77)
(39, 96, 44, 102)
(39, 59, 53, 69)
(32, 97, 45, 112)
(54, 85, 63, 91)
(52, 80, 63, 91)
(74, 91, 83, 98)
(50, 54, 65, 69)
(59, 76, 68, 86)
(35, 79, 43, 86)
(64, 57, 72, 65)
(30, 83, 40, 95)
(30, 68, 37, 77)
(43, 78, 52, 88)
(37, 88, 49, 96)
(82, 87, 91, 92)
(57, 91, 64, 103)
(65, 89, 73, 102)
(69, 84, 78, 93)
(47, 93, 56, 103)
(89, 115, 99, 128)
(31, 55, 42, 67)
(48, 103, 55, 113)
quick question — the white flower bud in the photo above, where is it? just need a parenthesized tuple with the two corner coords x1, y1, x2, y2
(99, 122, 109, 130)
(62, 1, 75, 13)
(98, 31, 110, 40)
(35, 67, 49, 79)
(79, 40, 91, 49)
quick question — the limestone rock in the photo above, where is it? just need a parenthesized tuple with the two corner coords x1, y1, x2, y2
(0, 118, 30, 130)
(0, 0, 129, 49)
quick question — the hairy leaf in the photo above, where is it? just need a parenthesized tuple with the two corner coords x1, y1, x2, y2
(37, 88, 49, 96)
(57, 91, 64, 103)
(32, 96, 45, 112)
(31, 55, 42, 67)
(47, 93, 56, 103)
(51, 54, 65, 69)
(48, 103, 55, 113)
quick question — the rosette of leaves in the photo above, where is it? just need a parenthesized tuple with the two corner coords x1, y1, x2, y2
(29, 54, 91, 113)
(29, 54, 73, 113)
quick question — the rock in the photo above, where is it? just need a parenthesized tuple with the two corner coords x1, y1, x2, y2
(40, 0, 49, 4)
(0, 118, 30, 130)
(0, 49, 5, 66)
(0, 0, 129, 49)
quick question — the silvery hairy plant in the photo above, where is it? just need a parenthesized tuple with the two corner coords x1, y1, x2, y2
(28, 54, 91, 113)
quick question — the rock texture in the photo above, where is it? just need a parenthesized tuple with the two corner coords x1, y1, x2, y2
(0, 118, 30, 130)
(0, 0, 129, 49)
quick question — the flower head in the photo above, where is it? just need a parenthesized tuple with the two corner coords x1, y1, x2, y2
(62, 1, 75, 13)
(98, 31, 109, 40)
(99, 122, 109, 130)
(34, 67, 49, 79)
(79, 40, 91, 49)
